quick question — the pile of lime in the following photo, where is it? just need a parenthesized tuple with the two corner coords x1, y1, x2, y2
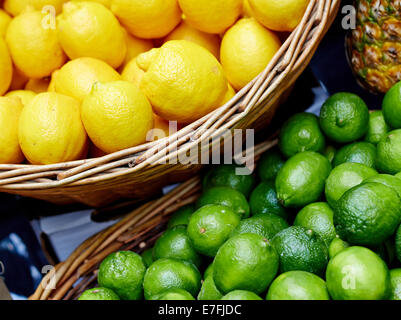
(79, 84, 401, 301)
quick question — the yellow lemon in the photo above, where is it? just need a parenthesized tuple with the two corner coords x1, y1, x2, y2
(0, 9, 11, 37)
(241, 0, 254, 17)
(137, 40, 228, 124)
(0, 96, 24, 164)
(9, 66, 29, 90)
(165, 21, 221, 59)
(3, 0, 29, 17)
(4, 0, 67, 16)
(248, 0, 309, 31)
(178, 0, 242, 34)
(148, 114, 172, 142)
(6, 10, 66, 79)
(47, 70, 58, 92)
(120, 29, 153, 69)
(0, 37, 12, 95)
(220, 18, 281, 90)
(220, 84, 237, 105)
(111, 0, 182, 39)
(19, 92, 88, 164)
(58, 1, 126, 69)
(53, 57, 121, 101)
(24, 77, 50, 93)
(81, 81, 154, 154)
(121, 57, 145, 88)
(5, 90, 36, 106)
(75, 0, 111, 9)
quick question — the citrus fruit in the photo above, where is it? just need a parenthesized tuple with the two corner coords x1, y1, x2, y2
(323, 145, 336, 164)
(81, 81, 154, 154)
(221, 290, 262, 300)
(4, 0, 67, 16)
(0, 96, 24, 164)
(140, 248, 153, 268)
(328, 236, 349, 259)
(376, 129, 401, 174)
(77, 0, 111, 8)
(24, 78, 50, 93)
(326, 246, 391, 300)
(333, 141, 377, 168)
(5, 90, 36, 106)
(153, 225, 201, 267)
(18, 92, 88, 165)
(9, 66, 28, 91)
(78, 287, 120, 300)
(294, 202, 336, 247)
(167, 205, 195, 229)
(147, 114, 173, 142)
(143, 258, 201, 300)
(241, 0, 253, 17)
(6, 10, 66, 79)
(396, 224, 401, 263)
(53, 57, 121, 102)
(389, 269, 401, 300)
(272, 226, 328, 276)
(121, 30, 153, 69)
(249, 181, 288, 219)
(151, 288, 195, 301)
(98, 251, 146, 300)
(248, 0, 310, 31)
(319, 93, 369, 143)
(187, 204, 240, 257)
(0, 9, 11, 37)
(220, 18, 281, 90)
(197, 276, 223, 300)
(275, 151, 332, 208)
(213, 233, 279, 294)
(178, 0, 242, 34)
(111, 0, 181, 39)
(364, 174, 401, 198)
(325, 162, 377, 208)
(266, 271, 330, 300)
(204, 263, 214, 280)
(137, 40, 228, 124)
(0, 37, 12, 95)
(257, 147, 285, 181)
(383, 81, 401, 129)
(121, 57, 145, 88)
(58, 1, 126, 69)
(365, 110, 390, 144)
(196, 186, 250, 219)
(334, 182, 401, 246)
(279, 112, 326, 158)
(220, 84, 237, 105)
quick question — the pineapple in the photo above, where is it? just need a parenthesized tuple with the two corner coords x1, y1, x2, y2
(346, 0, 401, 93)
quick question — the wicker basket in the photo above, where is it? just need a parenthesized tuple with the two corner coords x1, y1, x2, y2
(0, 0, 340, 207)
(31, 139, 278, 300)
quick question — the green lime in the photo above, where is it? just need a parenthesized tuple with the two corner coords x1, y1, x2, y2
(141, 248, 153, 268)
(167, 204, 194, 229)
(272, 226, 328, 276)
(275, 151, 332, 208)
(78, 287, 120, 300)
(249, 181, 288, 219)
(187, 204, 240, 257)
(326, 246, 391, 300)
(294, 202, 336, 246)
(278, 112, 326, 158)
(373, 239, 397, 265)
(396, 224, 401, 263)
(319, 92, 369, 143)
(266, 271, 330, 300)
(389, 269, 401, 300)
(365, 110, 390, 144)
(143, 258, 201, 300)
(396, 172, 401, 180)
(334, 182, 401, 246)
(377, 129, 401, 174)
(325, 162, 377, 208)
(221, 290, 262, 300)
(364, 173, 401, 197)
(328, 236, 349, 259)
(213, 233, 279, 294)
(153, 225, 201, 267)
(258, 147, 286, 181)
(196, 186, 250, 218)
(197, 276, 223, 300)
(323, 145, 336, 164)
(203, 262, 214, 279)
(203, 164, 255, 197)
(151, 288, 195, 301)
(333, 141, 377, 168)
(98, 251, 146, 300)
(230, 213, 289, 240)
(382, 81, 401, 129)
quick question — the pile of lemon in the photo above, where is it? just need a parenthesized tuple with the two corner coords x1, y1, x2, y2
(0, 0, 309, 165)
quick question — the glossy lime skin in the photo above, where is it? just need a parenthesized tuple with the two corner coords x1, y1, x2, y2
(221, 290, 262, 300)
(376, 129, 401, 174)
(382, 81, 401, 129)
(328, 237, 349, 259)
(249, 181, 288, 219)
(151, 288, 195, 301)
(258, 147, 286, 181)
(153, 225, 201, 267)
(275, 151, 332, 208)
(78, 287, 120, 300)
(196, 186, 250, 219)
(197, 275, 223, 300)
(323, 145, 336, 164)
(364, 174, 401, 198)
(266, 271, 330, 300)
(333, 141, 377, 168)
(365, 110, 390, 144)
(167, 204, 194, 229)
(230, 213, 289, 240)
(213, 233, 279, 294)
(389, 269, 401, 300)
(187, 204, 240, 257)
(334, 182, 401, 246)
(98, 251, 146, 300)
(203, 263, 214, 280)
(143, 258, 201, 300)
(319, 92, 369, 143)
(203, 164, 255, 197)
(272, 226, 328, 277)
(396, 224, 401, 264)
(325, 162, 377, 208)
(326, 246, 391, 300)
(141, 248, 154, 268)
(278, 112, 326, 158)
(294, 202, 336, 247)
